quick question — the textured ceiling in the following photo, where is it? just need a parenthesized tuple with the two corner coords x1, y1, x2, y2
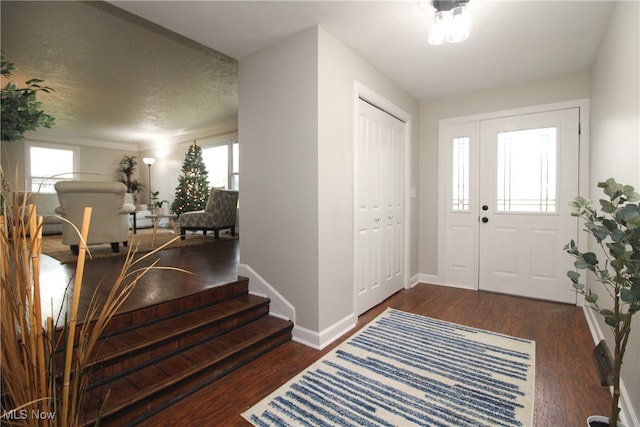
(1, 1, 615, 148)
(1, 1, 237, 147)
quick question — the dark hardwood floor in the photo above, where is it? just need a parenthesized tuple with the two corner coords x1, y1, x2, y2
(40, 239, 611, 426)
(39, 237, 239, 321)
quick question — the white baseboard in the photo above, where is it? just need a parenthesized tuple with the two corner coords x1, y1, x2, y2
(582, 306, 638, 427)
(408, 274, 422, 288)
(292, 313, 357, 350)
(238, 264, 358, 350)
(417, 273, 441, 286)
(416, 274, 478, 291)
(238, 264, 295, 323)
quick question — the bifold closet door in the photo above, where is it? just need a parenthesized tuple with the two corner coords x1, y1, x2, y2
(355, 98, 405, 315)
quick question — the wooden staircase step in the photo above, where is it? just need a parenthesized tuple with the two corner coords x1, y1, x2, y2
(94, 277, 251, 336)
(86, 294, 270, 376)
(81, 315, 293, 426)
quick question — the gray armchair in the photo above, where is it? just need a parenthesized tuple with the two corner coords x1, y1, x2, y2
(179, 187, 238, 239)
(54, 181, 135, 254)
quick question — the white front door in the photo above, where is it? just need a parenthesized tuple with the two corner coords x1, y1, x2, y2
(355, 98, 405, 315)
(440, 107, 580, 304)
(478, 109, 579, 303)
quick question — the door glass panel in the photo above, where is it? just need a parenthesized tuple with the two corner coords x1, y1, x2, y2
(496, 127, 557, 212)
(451, 136, 470, 211)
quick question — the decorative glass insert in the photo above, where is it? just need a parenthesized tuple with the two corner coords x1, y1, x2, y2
(497, 127, 557, 212)
(451, 136, 470, 211)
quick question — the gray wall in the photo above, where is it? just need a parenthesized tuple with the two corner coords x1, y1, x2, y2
(589, 1, 639, 424)
(239, 26, 419, 338)
(418, 71, 591, 276)
(0, 138, 137, 192)
(317, 28, 419, 331)
(239, 27, 321, 331)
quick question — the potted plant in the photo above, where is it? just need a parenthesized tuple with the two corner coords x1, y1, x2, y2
(565, 178, 640, 427)
(1, 54, 55, 142)
(150, 191, 169, 215)
(116, 155, 144, 202)
(1, 54, 55, 213)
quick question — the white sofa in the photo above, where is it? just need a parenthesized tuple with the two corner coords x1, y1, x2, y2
(132, 206, 154, 230)
(123, 195, 153, 231)
(16, 192, 63, 235)
(55, 181, 135, 254)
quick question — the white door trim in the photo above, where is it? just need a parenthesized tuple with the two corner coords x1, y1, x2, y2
(437, 99, 590, 297)
(353, 81, 412, 316)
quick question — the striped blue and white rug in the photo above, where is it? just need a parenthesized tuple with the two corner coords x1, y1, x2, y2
(243, 308, 535, 427)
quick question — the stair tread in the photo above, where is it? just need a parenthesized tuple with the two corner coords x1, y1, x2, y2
(90, 294, 269, 363)
(84, 315, 293, 422)
(67, 278, 250, 339)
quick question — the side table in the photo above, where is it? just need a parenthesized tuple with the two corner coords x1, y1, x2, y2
(129, 212, 137, 234)
(145, 214, 178, 247)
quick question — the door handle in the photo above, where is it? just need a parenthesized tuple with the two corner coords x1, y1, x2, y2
(481, 217, 489, 223)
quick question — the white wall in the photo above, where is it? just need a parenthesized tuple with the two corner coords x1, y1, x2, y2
(138, 124, 238, 208)
(589, 1, 640, 424)
(239, 28, 321, 331)
(1, 129, 239, 208)
(419, 71, 591, 275)
(239, 26, 419, 345)
(0, 138, 137, 192)
(317, 28, 419, 332)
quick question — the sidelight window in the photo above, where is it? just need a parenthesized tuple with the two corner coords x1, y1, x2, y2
(451, 136, 470, 211)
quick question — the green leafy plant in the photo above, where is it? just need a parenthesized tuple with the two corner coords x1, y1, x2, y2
(1, 54, 55, 142)
(150, 191, 169, 209)
(565, 178, 640, 427)
(116, 155, 143, 198)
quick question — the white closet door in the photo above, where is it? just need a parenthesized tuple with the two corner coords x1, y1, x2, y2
(356, 99, 405, 315)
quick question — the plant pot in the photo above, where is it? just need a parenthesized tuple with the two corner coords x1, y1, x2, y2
(587, 415, 625, 427)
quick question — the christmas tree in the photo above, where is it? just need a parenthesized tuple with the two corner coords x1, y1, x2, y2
(171, 142, 210, 216)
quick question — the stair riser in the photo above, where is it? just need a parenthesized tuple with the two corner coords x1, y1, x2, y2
(87, 304, 270, 382)
(96, 327, 293, 427)
(103, 278, 250, 335)
(62, 274, 294, 427)
(62, 278, 250, 342)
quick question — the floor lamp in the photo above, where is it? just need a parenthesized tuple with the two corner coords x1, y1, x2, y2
(143, 157, 156, 210)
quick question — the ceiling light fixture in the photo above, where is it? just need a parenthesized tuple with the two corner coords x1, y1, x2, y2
(428, 0, 472, 45)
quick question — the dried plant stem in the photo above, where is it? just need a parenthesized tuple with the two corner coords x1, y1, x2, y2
(60, 207, 91, 427)
(1, 174, 189, 426)
(29, 206, 50, 425)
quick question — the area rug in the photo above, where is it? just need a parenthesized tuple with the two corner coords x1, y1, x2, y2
(41, 228, 238, 264)
(243, 308, 535, 427)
